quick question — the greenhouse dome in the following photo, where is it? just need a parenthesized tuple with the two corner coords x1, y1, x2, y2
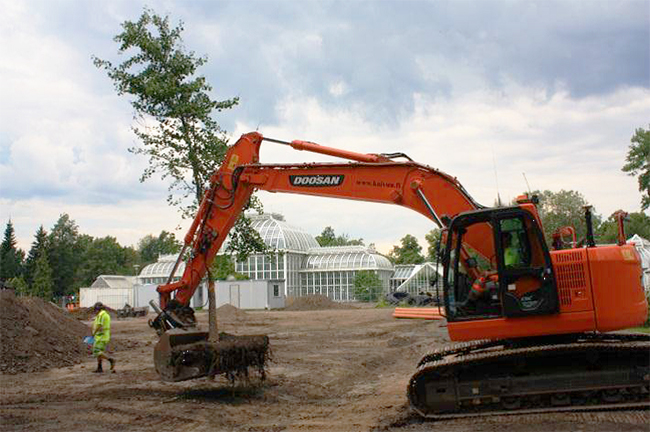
(248, 213, 320, 252)
(138, 254, 184, 285)
(303, 246, 393, 271)
(138, 214, 402, 303)
(217, 213, 320, 253)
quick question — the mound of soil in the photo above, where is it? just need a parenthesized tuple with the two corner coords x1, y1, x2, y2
(0, 290, 90, 374)
(215, 304, 248, 320)
(284, 295, 356, 311)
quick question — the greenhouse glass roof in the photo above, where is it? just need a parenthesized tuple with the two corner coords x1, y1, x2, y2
(392, 264, 416, 280)
(391, 262, 441, 292)
(248, 214, 320, 252)
(90, 275, 135, 289)
(302, 246, 393, 271)
(139, 254, 185, 278)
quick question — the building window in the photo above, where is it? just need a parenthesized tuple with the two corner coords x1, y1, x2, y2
(273, 284, 280, 297)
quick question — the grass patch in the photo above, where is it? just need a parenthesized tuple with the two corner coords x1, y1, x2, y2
(374, 299, 391, 308)
(374, 299, 417, 308)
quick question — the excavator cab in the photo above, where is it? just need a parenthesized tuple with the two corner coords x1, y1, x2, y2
(443, 207, 560, 322)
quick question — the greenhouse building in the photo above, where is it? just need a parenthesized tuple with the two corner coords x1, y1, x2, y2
(390, 263, 442, 296)
(111, 213, 440, 305)
(299, 246, 394, 301)
(226, 214, 395, 301)
(81, 213, 441, 307)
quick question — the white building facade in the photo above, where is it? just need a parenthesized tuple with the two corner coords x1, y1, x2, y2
(81, 214, 446, 308)
(629, 234, 650, 294)
(229, 214, 395, 301)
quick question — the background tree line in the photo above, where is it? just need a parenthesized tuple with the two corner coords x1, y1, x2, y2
(1, 189, 647, 303)
(0, 214, 182, 301)
(385, 191, 650, 267)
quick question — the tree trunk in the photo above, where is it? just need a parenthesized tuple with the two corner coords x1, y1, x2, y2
(207, 273, 218, 344)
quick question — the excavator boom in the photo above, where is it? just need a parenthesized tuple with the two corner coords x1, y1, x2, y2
(158, 132, 492, 308)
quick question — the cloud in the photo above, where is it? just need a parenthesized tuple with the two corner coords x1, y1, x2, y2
(235, 84, 649, 253)
(1, 0, 648, 254)
(189, 0, 649, 128)
(2, 196, 186, 252)
(0, 0, 166, 205)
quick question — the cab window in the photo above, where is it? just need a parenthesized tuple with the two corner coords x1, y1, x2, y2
(498, 217, 529, 268)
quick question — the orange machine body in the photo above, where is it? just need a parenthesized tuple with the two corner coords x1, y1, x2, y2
(158, 132, 648, 342)
(447, 243, 648, 341)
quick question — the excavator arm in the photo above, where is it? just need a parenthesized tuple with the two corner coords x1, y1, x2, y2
(157, 131, 493, 310)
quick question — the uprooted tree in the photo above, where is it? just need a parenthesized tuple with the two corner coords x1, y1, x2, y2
(93, 10, 270, 380)
(93, 8, 266, 259)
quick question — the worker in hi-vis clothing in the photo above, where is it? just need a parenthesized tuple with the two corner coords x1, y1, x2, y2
(464, 231, 522, 307)
(91, 302, 116, 373)
(502, 232, 522, 268)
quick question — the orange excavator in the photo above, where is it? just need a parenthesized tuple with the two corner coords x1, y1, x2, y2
(150, 132, 649, 418)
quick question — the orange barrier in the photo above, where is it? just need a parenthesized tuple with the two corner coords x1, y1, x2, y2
(392, 307, 444, 320)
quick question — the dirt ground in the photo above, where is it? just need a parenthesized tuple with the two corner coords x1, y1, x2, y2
(1, 306, 648, 432)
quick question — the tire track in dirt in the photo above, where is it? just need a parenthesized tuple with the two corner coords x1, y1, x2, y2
(380, 409, 650, 432)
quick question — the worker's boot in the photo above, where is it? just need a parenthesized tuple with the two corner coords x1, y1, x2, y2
(108, 358, 116, 373)
(93, 360, 103, 373)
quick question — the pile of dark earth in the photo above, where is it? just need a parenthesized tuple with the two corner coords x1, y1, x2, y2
(0, 290, 89, 374)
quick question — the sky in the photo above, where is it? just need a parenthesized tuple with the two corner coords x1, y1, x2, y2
(1, 0, 649, 255)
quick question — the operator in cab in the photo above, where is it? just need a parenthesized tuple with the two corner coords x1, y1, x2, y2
(502, 231, 522, 268)
(461, 231, 522, 314)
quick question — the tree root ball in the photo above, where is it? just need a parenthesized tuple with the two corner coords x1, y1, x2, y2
(169, 333, 270, 382)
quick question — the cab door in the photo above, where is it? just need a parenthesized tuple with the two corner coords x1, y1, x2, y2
(495, 210, 559, 318)
(442, 210, 499, 321)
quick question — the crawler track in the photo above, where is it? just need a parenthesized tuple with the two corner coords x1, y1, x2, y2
(408, 334, 650, 419)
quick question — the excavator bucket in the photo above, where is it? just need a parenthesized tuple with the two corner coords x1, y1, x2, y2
(154, 328, 270, 382)
(154, 329, 210, 382)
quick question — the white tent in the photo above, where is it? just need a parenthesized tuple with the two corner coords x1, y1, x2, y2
(628, 234, 650, 294)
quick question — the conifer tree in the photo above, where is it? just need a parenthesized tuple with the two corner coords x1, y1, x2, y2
(32, 249, 54, 300)
(48, 214, 81, 297)
(0, 220, 23, 281)
(24, 225, 48, 286)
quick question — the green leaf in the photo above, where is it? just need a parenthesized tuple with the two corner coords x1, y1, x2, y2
(622, 125, 650, 210)
(94, 7, 264, 261)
